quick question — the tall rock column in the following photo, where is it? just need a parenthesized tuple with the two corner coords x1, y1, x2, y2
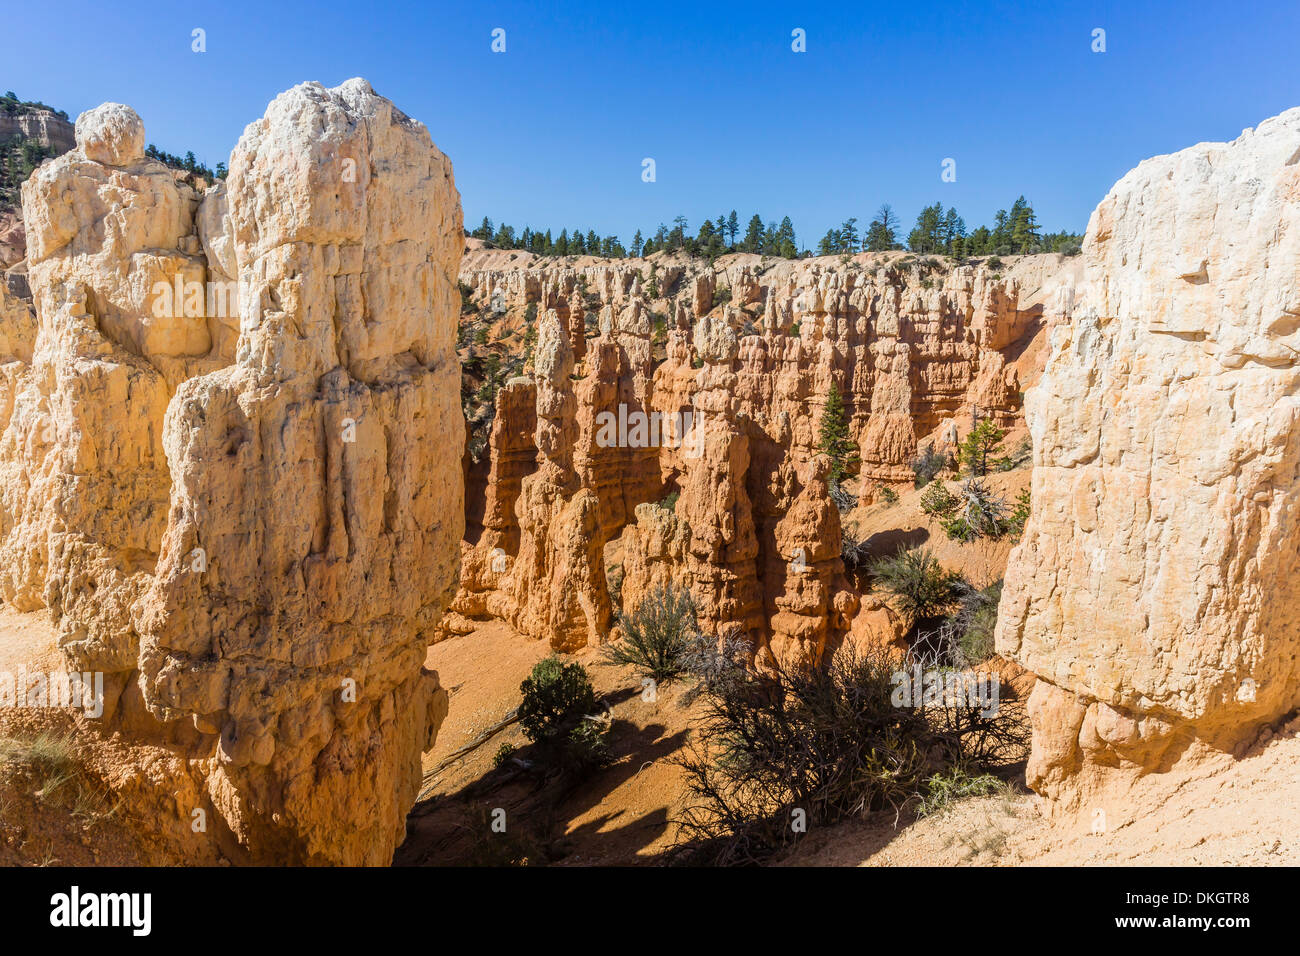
(134, 80, 464, 863)
(2, 102, 223, 725)
(508, 309, 611, 650)
(996, 107, 1300, 804)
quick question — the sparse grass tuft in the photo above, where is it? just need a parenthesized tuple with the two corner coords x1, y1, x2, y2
(0, 731, 113, 822)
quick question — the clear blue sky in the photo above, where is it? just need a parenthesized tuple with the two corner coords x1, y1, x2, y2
(5, 0, 1298, 247)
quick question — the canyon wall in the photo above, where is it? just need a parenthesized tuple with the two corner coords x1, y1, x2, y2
(454, 249, 1069, 666)
(997, 108, 1300, 805)
(0, 81, 464, 863)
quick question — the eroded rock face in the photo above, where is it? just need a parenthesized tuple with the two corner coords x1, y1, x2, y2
(1, 81, 464, 864)
(996, 107, 1300, 804)
(3, 101, 219, 704)
(505, 309, 610, 650)
(457, 248, 1060, 664)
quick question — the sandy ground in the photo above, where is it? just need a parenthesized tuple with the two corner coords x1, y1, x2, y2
(398, 622, 701, 865)
(0, 608, 150, 866)
(0, 605, 60, 674)
(402, 616, 1299, 867)
(781, 718, 1300, 867)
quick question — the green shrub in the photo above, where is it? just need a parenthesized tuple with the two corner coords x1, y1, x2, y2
(519, 656, 597, 744)
(605, 583, 698, 682)
(919, 479, 958, 518)
(869, 547, 966, 625)
(915, 766, 1008, 817)
(492, 742, 517, 769)
(956, 580, 1002, 664)
(1007, 487, 1031, 540)
(875, 484, 899, 506)
(922, 477, 1009, 543)
(673, 639, 1026, 865)
(995, 436, 1032, 472)
(516, 656, 609, 772)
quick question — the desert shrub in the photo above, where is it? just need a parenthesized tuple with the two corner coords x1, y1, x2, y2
(995, 435, 1032, 472)
(956, 580, 1002, 664)
(922, 477, 1009, 542)
(919, 478, 957, 518)
(912, 579, 1002, 668)
(518, 656, 610, 772)
(492, 742, 517, 769)
(985, 256, 1004, 271)
(657, 491, 679, 512)
(1006, 487, 1031, 540)
(915, 766, 1008, 817)
(875, 484, 899, 506)
(605, 583, 699, 682)
(911, 443, 951, 488)
(673, 639, 1027, 865)
(519, 656, 596, 742)
(839, 526, 871, 574)
(828, 479, 856, 514)
(869, 547, 966, 626)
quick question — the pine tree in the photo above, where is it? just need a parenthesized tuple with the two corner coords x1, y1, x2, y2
(839, 217, 859, 252)
(631, 229, 643, 257)
(1009, 196, 1040, 253)
(908, 203, 945, 253)
(742, 214, 764, 252)
(817, 380, 859, 483)
(817, 228, 839, 256)
(777, 216, 797, 258)
(726, 210, 739, 246)
(957, 411, 1005, 478)
(865, 204, 898, 251)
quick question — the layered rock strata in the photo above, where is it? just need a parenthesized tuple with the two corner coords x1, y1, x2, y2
(456, 248, 1064, 663)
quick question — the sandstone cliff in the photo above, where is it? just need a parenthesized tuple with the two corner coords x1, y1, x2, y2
(996, 107, 1300, 806)
(0, 81, 464, 863)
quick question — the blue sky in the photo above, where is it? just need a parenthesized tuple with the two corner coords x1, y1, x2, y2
(5, 0, 1298, 247)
